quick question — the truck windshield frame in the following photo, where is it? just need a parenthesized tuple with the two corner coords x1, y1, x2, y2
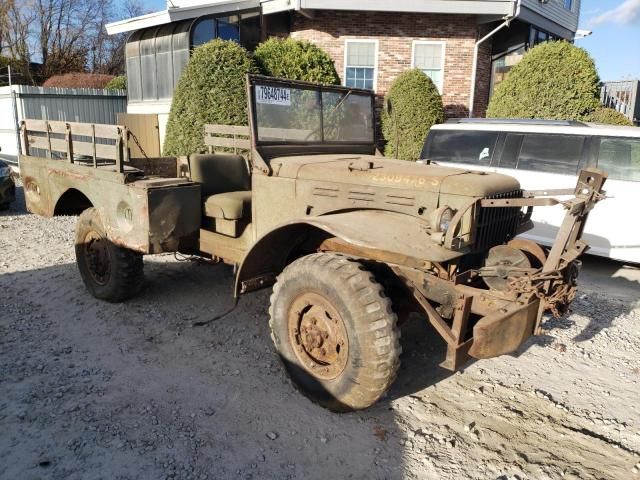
(248, 75, 377, 149)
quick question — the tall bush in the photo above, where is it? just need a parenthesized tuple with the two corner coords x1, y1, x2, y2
(105, 75, 127, 90)
(586, 107, 634, 126)
(382, 69, 445, 160)
(254, 38, 339, 84)
(163, 40, 258, 156)
(487, 41, 600, 120)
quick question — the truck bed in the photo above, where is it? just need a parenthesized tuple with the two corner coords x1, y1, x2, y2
(19, 120, 202, 255)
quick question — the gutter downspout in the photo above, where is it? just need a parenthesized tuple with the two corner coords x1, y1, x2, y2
(469, 0, 521, 118)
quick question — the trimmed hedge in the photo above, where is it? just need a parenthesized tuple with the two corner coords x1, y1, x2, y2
(382, 69, 445, 160)
(105, 75, 127, 90)
(587, 107, 634, 126)
(254, 38, 339, 84)
(487, 41, 600, 121)
(163, 40, 258, 156)
(42, 73, 115, 89)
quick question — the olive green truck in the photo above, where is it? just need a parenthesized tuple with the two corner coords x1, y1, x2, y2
(19, 75, 606, 411)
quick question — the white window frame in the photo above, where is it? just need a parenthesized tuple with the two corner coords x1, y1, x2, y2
(343, 39, 379, 92)
(411, 40, 446, 94)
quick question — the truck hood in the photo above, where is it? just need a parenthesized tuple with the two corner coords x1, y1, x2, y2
(270, 154, 520, 197)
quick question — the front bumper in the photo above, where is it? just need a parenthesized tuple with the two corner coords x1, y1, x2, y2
(407, 169, 605, 372)
(468, 297, 539, 359)
(469, 256, 581, 359)
(0, 176, 15, 205)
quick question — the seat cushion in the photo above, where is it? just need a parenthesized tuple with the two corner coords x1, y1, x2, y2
(189, 154, 251, 197)
(204, 191, 251, 220)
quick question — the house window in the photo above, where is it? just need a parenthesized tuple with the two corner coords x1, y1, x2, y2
(191, 14, 251, 48)
(412, 41, 445, 93)
(218, 16, 240, 42)
(490, 45, 525, 95)
(344, 40, 378, 90)
(564, 0, 573, 10)
(191, 18, 216, 47)
(529, 26, 558, 47)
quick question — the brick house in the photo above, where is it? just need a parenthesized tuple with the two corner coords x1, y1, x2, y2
(107, 0, 581, 148)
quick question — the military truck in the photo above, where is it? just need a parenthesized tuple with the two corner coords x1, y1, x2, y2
(19, 75, 606, 411)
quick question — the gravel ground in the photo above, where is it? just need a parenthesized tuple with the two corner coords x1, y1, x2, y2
(1, 185, 639, 480)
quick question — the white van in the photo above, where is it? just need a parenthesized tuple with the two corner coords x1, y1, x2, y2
(422, 119, 640, 264)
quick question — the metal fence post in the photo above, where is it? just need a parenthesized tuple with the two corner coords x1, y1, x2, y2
(9, 66, 23, 157)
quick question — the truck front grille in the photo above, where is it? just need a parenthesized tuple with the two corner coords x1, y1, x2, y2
(474, 190, 523, 251)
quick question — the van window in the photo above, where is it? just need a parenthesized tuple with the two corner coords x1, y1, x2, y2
(596, 137, 640, 182)
(498, 133, 524, 168)
(517, 134, 585, 175)
(423, 131, 499, 166)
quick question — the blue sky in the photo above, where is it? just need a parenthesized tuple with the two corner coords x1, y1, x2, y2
(143, 0, 164, 11)
(137, 0, 639, 81)
(578, 0, 640, 80)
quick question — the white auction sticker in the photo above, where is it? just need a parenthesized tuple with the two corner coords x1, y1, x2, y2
(256, 85, 291, 106)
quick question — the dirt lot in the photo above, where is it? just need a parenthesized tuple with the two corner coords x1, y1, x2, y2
(1, 186, 639, 480)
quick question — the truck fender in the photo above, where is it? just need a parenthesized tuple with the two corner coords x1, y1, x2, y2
(235, 210, 463, 296)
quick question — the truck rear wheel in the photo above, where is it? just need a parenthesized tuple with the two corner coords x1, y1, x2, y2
(269, 253, 401, 412)
(75, 207, 143, 303)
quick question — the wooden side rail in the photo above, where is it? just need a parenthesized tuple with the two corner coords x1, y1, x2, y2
(204, 124, 251, 154)
(20, 119, 129, 173)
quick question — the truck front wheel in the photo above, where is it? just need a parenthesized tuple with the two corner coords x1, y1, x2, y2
(75, 207, 143, 303)
(269, 253, 401, 411)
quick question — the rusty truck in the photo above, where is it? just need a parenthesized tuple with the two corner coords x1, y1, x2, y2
(18, 75, 606, 411)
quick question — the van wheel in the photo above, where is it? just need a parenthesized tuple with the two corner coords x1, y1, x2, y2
(269, 253, 401, 412)
(75, 207, 143, 303)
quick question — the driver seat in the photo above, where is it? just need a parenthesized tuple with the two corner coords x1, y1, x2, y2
(188, 153, 251, 236)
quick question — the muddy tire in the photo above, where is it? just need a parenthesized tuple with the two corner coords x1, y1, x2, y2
(269, 253, 401, 412)
(75, 207, 143, 303)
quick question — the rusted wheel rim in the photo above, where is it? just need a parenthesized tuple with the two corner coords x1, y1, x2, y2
(84, 231, 111, 286)
(287, 292, 349, 380)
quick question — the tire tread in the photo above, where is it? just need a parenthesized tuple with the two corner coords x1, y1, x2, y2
(75, 208, 143, 303)
(269, 253, 401, 411)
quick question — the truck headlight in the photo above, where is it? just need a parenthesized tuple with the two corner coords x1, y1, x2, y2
(431, 206, 455, 233)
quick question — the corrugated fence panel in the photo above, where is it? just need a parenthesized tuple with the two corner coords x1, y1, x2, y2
(0, 85, 127, 164)
(16, 85, 127, 125)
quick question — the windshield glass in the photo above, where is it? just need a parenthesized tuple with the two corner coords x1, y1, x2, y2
(253, 81, 375, 145)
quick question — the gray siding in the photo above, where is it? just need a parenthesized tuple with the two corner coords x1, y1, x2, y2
(300, 0, 515, 15)
(520, 0, 580, 33)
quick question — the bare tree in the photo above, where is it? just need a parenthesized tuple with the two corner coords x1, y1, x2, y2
(0, 0, 34, 82)
(90, 0, 146, 75)
(0, 0, 145, 83)
(0, 0, 11, 52)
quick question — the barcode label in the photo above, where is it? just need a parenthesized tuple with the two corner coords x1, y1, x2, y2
(256, 86, 291, 106)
